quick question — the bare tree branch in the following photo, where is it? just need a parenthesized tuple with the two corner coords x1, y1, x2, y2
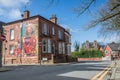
(73, 0, 95, 16)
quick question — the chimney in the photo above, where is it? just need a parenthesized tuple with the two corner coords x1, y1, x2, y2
(50, 14, 57, 24)
(23, 10, 29, 19)
(112, 42, 115, 44)
(94, 40, 98, 48)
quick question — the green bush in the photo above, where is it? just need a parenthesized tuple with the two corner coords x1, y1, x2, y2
(71, 51, 80, 58)
(71, 48, 103, 58)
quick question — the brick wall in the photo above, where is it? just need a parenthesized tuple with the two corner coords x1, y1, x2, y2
(3, 15, 71, 65)
(5, 56, 38, 64)
(104, 45, 111, 57)
(78, 58, 102, 61)
(3, 17, 39, 64)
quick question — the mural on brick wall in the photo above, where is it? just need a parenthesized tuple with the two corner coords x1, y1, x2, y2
(14, 22, 37, 56)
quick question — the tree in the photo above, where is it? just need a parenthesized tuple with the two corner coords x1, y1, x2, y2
(74, 0, 120, 37)
(74, 41, 80, 51)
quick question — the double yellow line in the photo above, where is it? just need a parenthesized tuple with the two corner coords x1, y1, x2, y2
(91, 62, 114, 80)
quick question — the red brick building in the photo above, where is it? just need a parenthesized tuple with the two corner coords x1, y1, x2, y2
(2, 11, 71, 65)
(104, 42, 120, 60)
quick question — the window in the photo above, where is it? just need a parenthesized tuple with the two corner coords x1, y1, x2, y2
(52, 43, 55, 54)
(59, 42, 66, 54)
(42, 39, 51, 53)
(62, 43, 65, 54)
(10, 29, 14, 40)
(105, 50, 108, 54)
(9, 45, 14, 55)
(42, 39, 47, 53)
(67, 44, 71, 55)
(58, 30, 62, 39)
(59, 43, 62, 54)
(42, 23, 48, 35)
(69, 36, 71, 43)
(48, 39, 51, 53)
(52, 27, 55, 35)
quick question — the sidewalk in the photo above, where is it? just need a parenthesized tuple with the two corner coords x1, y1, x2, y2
(2, 62, 78, 66)
(0, 62, 77, 72)
(109, 60, 120, 80)
(113, 60, 120, 80)
(0, 67, 12, 72)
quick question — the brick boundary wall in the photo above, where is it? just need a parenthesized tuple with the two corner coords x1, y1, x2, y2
(4, 56, 39, 64)
(78, 58, 102, 61)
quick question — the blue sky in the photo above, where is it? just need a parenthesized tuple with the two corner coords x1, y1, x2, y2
(0, 0, 119, 51)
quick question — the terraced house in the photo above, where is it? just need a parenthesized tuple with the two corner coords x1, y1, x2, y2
(2, 10, 71, 65)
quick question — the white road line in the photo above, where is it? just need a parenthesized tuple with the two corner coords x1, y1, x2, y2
(57, 71, 96, 79)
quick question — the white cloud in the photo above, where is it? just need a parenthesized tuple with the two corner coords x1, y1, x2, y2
(97, 34, 120, 43)
(8, 9, 21, 20)
(0, 0, 29, 8)
(60, 24, 82, 33)
(0, 0, 30, 21)
(0, 8, 5, 16)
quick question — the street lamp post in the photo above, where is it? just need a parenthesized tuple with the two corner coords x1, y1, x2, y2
(38, 42, 42, 65)
(3, 40, 7, 64)
(118, 47, 120, 59)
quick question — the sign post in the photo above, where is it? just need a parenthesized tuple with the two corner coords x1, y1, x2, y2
(0, 34, 6, 67)
(38, 42, 42, 65)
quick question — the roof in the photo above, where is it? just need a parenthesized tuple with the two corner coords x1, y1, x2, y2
(100, 45, 105, 49)
(3, 15, 70, 34)
(89, 42, 94, 48)
(82, 42, 98, 48)
(108, 43, 120, 51)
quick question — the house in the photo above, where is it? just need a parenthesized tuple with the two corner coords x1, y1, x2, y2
(99, 45, 105, 52)
(2, 10, 71, 65)
(99, 43, 105, 52)
(104, 42, 120, 60)
(82, 40, 100, 49)
(0, 21, 5, 67)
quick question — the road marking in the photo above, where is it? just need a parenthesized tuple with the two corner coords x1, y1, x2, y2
(57, 71, 94, 79)
(91, 63, 114, 80)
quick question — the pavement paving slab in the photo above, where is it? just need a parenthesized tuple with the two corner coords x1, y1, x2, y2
(0, 67, 12, 72)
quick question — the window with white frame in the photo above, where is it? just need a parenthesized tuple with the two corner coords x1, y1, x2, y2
(42, 23, 48, 35)
(59, 42, 66, 54)
(10, 29, 14, 40)
(58, 30, 62, 39)
(62, 43, 65, 54)
(48, 39, 51, 53)
(52, 27, 55, 35)
(59, 43, 62, 54)
(67, 44, 71, 55)
(42, 39, 51, 53)
(9, 45, 14, 55)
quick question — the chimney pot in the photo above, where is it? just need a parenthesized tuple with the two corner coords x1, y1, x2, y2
(50, 14, 57, 24)
(23, 10, 29, 19)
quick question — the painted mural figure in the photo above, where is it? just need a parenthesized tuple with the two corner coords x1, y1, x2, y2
(23, 23, 37, 56)
(14, 22, 37, 56)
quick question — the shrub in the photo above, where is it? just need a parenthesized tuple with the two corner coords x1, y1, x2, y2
(72, 48, 103, 58)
